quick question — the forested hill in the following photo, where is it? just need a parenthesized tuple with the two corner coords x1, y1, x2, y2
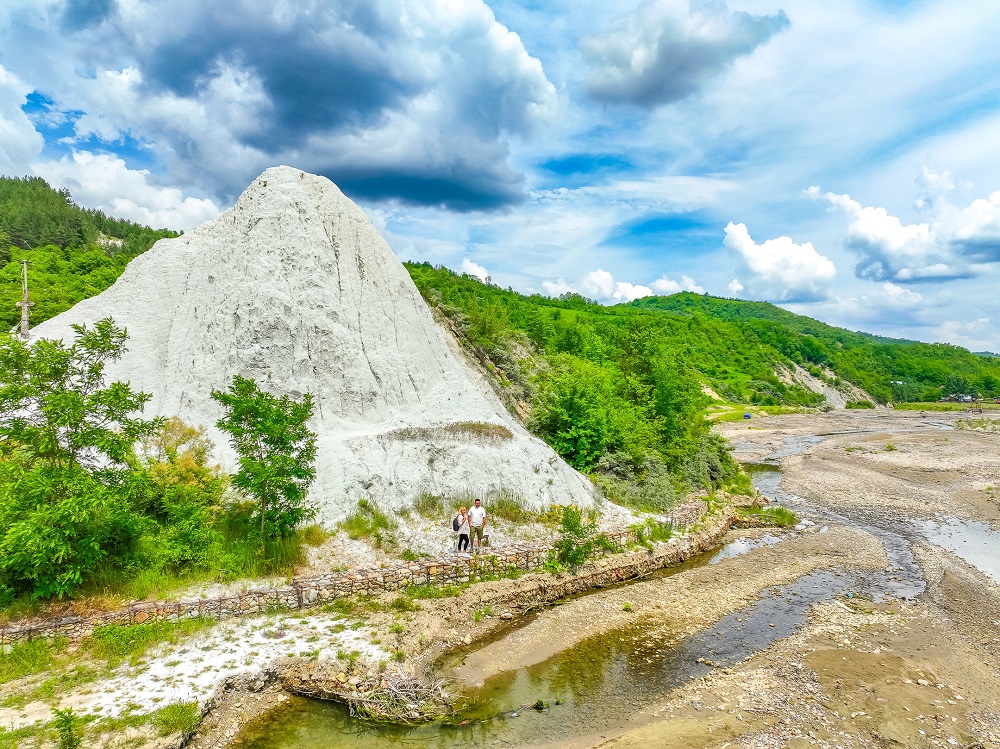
(632, 292, 1000, 403)
(0, 176, 179, 331)
(405, 265, 1000, 408)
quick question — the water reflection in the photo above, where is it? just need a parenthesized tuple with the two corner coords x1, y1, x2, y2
(917, 518, 1000, 583)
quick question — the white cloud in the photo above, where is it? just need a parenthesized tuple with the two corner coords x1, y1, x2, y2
(34, 151, 221, 231)
(577, 268, 660, 302)
(541, 279, 577, 297)
(459, 258, 491, 282)
(724, 221, 836, 302)
(933, 317, 994, 352)
(650, 274, 704, 294)
(611, 281, 654, 302)
(579, 269, 616, 299)
(0, 64, 43, 175)
(812, 174, 1000, 283)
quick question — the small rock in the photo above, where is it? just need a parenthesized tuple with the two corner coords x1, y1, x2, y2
(917, 679, 930, 686)
(462, 635, 472, 645)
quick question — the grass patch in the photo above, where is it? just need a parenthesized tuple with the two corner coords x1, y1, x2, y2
(29, 664, 105, 702)
(0, 723, 50, 749)
(151, 702, 201, 735)
(956, 417, 1000, 432)
(339, 498, 397, 542)
(389, 596, 419, 612)
(0, 637, 63, 684)
(738, 505, 798, 527)
(845, 400, 876, 409)
(384, 422, 514, 443)
(894, 402, 1000, 412)
(322, 598, 354, 615)
(412, 492, 446, 519)
(404, 583, 462, 599)
(84, 617, 215, 667)
(487, 492, 533, 523)
(299, 524, 329, 547)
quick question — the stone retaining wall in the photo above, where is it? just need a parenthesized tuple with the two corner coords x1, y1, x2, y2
(0, 501, 708, 645)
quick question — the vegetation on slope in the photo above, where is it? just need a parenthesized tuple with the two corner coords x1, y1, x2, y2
(406, 262, 762, 510)
(0, 176, 178, 333)
(634, 293, 1000, 403)
(0, 320, 320, 609)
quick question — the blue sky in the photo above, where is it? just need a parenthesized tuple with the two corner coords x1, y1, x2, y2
(2, 0, 1000, 350)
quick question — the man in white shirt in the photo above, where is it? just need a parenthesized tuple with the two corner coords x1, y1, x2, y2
(468, 498, 487, 552)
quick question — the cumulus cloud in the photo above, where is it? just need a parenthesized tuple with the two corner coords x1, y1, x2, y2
(2, 0, 558, 210)
(459, 258, 490, 283)
(811, 172, 1000, 283)
(579, 269, 616, 299)
(541, 279, 578, 297)
(724, 222, 836, 302)
(651, 274, 704, 294)
(0, 64, 43, 175)
(575, 268, 702, 303)
(582, 0, 788, 108)
(34, 151, 221, 231)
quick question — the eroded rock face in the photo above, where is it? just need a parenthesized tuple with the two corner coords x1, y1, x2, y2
(32, 166, 594, 522)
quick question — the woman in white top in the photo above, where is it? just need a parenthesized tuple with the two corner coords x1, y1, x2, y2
(455, 506, 471, 552)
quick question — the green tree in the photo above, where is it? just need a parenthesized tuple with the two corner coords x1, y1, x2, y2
(0, 319, 157, 470)
(211, 376, 317, 539)
(0, 319, 160, 598)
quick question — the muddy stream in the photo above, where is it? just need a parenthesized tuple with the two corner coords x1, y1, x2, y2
(238, 429, 1000, 749)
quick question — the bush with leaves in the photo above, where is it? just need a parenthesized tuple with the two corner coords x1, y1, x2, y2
(548, 505, 617, 571)
(136, 417, 228, 572)
(0, 320, 160, 599)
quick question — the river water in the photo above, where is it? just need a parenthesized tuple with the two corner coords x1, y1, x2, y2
(239, 430, 997, 748)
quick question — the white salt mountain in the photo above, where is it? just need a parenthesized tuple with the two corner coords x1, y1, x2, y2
(32, 166, 594, 523)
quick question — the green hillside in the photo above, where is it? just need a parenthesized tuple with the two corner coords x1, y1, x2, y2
(0, 176, 179, 332)
(633, 293, 1000, 403)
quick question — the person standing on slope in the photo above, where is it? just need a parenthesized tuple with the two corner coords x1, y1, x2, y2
(469, 498, 487, 553)
(455, 506, 471, 552)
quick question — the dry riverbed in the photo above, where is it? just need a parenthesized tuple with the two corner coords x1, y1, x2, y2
(585, 409, 1000, 749)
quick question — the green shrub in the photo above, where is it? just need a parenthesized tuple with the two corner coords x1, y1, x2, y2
(150, 701, 200, 736)
(845, 400, 875, 409)
(549, 506, 617, 571)
(339, 499, 396, 541)
(51, 707, 82, 749)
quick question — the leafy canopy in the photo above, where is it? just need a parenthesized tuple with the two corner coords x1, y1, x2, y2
(211, 376, 318, 539)
(0, 319, 161, 599)
(0, 318, 158, 470)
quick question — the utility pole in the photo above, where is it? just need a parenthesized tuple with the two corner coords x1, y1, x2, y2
(15, 260, 33, 340)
